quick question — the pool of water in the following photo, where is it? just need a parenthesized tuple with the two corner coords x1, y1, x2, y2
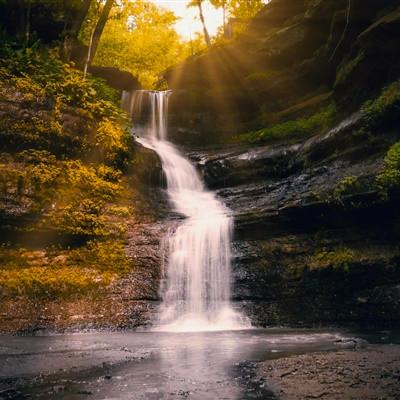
(0, 329, 365, 399)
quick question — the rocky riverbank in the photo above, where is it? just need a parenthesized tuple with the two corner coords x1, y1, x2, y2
(260, 344, 400, 399)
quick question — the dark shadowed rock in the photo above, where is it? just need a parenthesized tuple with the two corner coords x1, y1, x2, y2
(88, 66, 141, 92)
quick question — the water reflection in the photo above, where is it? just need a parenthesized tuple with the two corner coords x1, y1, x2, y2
(0, 329, 352, 400)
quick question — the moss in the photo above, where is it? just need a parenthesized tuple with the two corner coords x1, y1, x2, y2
(237, 104, 336, 144)
(308, 248, 358, 271)
(360, 80, 400, 130)
(335, 51, 365, 88)
(245, 70, 278, 87)
(377, 141, 400, 198)
(333, 176, 362, 202)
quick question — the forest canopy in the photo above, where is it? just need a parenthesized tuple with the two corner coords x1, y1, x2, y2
(0, 0, 265, 88)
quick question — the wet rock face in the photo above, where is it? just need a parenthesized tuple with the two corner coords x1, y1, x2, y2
(133, 142, 165, 187)
(190, 113, 400, 328)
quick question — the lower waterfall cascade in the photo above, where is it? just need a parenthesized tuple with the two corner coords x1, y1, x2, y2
(122, 90, 249, 332)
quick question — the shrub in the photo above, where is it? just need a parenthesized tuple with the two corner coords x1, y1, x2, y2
(95, 119, 129, 160)
(61, 160, 123, 202)
(60, 199, 108, 236)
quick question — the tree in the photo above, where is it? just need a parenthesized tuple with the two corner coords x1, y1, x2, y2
(87, 0, 115, 66)
(227, 0, 265, 19)
(212, 0, 265, 38)
(0, 0, 80, 42)
(209, 0, 227, 33)
(188, 0, 211, 47)
(92, 0, 198, 88)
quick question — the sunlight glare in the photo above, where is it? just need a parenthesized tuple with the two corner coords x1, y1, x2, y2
(149, 0, 224, 40)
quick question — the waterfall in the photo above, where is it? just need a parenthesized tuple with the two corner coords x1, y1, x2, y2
(123, 90, 249, 332)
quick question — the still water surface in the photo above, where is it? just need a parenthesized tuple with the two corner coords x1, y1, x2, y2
(0, 329, 357, 399)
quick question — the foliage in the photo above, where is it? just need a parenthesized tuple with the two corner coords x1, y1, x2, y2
(59, 199, 107, 236)
(61, 160, 123, 201)
(0, 42, 121, 117)
(87, 0, 199, 88)
(69, 240, 130, 274)
(95, 119, 129, 162)
(0, 41, 135, 240)
(40, 160, 126, 236)
(210, 0, 266, 38)
(0, 41, 131, 162)
(238, 104, 336, 144)
(377, 142, 400, 198)
(224, 0, 265, 19)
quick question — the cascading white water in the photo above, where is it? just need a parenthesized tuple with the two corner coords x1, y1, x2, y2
(123, 90, 249, 332)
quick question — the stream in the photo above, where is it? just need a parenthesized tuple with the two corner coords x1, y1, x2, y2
(0, 329, 359, 399)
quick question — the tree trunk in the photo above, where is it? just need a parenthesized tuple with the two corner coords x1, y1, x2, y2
(25, 0, 31, 43)
(71, 0, 93, 39)
(15, 0, 27, 39)
(197, 1, 211, 47)
(222, 0, 226, 36)
(61, 0, 93, 63)
(87, 0, 114, 66)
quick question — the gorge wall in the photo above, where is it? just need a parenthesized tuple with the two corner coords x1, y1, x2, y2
(163, 0, 400, 327)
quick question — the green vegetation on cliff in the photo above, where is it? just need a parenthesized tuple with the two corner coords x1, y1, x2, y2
(237, 104, 336, 144)
(377, 141, 400, 198)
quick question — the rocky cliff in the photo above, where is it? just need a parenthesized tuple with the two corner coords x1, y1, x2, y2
(164, 0, 400, 327)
